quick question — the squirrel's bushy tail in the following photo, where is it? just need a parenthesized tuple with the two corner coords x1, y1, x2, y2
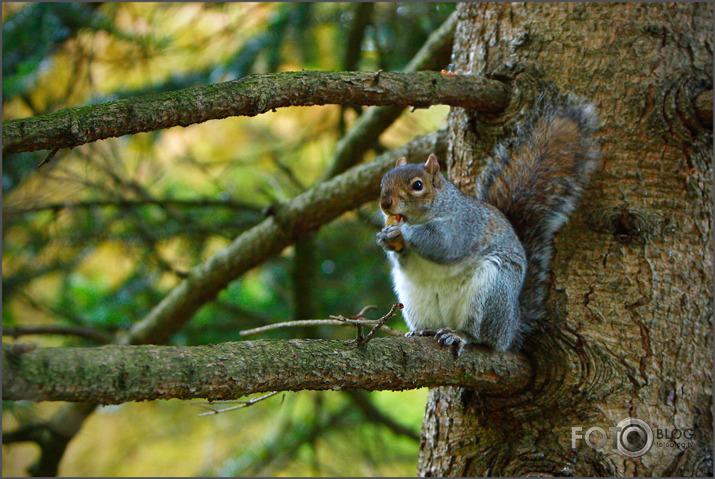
(475, 93, 601, 324)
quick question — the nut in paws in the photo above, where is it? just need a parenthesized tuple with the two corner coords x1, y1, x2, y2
(376, 224, 405, 252)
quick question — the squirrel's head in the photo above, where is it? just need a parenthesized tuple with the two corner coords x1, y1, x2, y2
(379, 153, 444, 224)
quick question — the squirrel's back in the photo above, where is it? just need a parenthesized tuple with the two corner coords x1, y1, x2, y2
(474, 94, 601, 324)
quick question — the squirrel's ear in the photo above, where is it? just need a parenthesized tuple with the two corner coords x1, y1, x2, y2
(395, 157, 407, 167)
(425, 153, 440, 175)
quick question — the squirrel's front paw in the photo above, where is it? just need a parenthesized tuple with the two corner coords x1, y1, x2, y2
(376, 224, 405, 252)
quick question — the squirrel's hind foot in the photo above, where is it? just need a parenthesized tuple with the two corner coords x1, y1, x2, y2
(435, 328, 474, 357)
(406, 328, 472, 356)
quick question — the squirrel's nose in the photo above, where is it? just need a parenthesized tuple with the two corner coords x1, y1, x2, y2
(380, 195, 393, 213)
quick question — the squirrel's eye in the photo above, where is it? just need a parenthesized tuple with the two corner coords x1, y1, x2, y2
(411, 179, 424, 191)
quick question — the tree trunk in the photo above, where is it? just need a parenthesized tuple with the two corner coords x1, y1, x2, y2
(419, 3, 713, 476)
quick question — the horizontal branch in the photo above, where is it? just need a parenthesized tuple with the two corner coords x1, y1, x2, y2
(3, 198, 263, 223)
(124, 129, 448, 345)
(3, 71, 510, 155)
(2, 325, 113, 344)
(2, 338, 531, 404)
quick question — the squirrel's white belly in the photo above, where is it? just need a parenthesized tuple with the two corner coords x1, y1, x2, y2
(390, 253, 498, 332)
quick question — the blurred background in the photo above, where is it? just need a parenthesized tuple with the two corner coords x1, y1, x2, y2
(2, 2, 455, 476)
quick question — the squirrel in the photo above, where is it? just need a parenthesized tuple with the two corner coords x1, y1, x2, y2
(376, 95, 600, 354)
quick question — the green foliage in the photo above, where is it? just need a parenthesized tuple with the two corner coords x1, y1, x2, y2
(2, 2, 164, 101)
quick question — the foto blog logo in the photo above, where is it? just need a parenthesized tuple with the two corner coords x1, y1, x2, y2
(571, 418, 654, 458)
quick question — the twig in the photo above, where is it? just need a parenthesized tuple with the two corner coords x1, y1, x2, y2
(356, 304, 378, 318)
(373, 69, 383, 84)
(193, 391, 280, 416)
(239, 318, 404, 338)
(240, 320, 350, 337)
(330, 305, 378, 342)
(240, 303, 404, 339)
(331, 303, 404, 346)
(345, 390, 420, 442)
(363, 303, 403, 344)
(37, 147, 60, 168)
(328, 304, 377, 323)
(271, 155, 307, 192)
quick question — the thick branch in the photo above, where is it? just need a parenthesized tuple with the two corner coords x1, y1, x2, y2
(3, 71, 509, 155)
(2, 338, 530, 404)
(124, 130, 448, 345)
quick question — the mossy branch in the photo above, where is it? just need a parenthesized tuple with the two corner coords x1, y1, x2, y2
(2, 338, 531, 404)
(2, 71, 510, 156)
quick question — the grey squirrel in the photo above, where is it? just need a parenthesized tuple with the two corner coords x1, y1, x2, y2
(376, 97, 600, 354)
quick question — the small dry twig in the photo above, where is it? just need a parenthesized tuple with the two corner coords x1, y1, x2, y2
(37, 147, 60, 168)
(331, 303, 404, 346)
(330, 304, 377, 342)
(192, 391, 280, 416)
(239, 304, 404, 338)
(373, 69, 383, 84)
(363, 302, 403, 344)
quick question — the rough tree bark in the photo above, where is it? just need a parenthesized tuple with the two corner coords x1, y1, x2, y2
(2, 71, 508, 156)
(418, 3, 712, 477)
(3, 338, 530, 404)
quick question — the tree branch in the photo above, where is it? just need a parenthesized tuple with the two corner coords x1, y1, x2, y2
(123, 129, 448, 345)
(4, 197, 263, 217)
(1, 402, 97, 476)
(2, 325, 113, 344)
(345, 390, 421, 442)
(3, 338, 531, 404)
(2, 423, 51, 445)
(2, 71, 509, 156)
